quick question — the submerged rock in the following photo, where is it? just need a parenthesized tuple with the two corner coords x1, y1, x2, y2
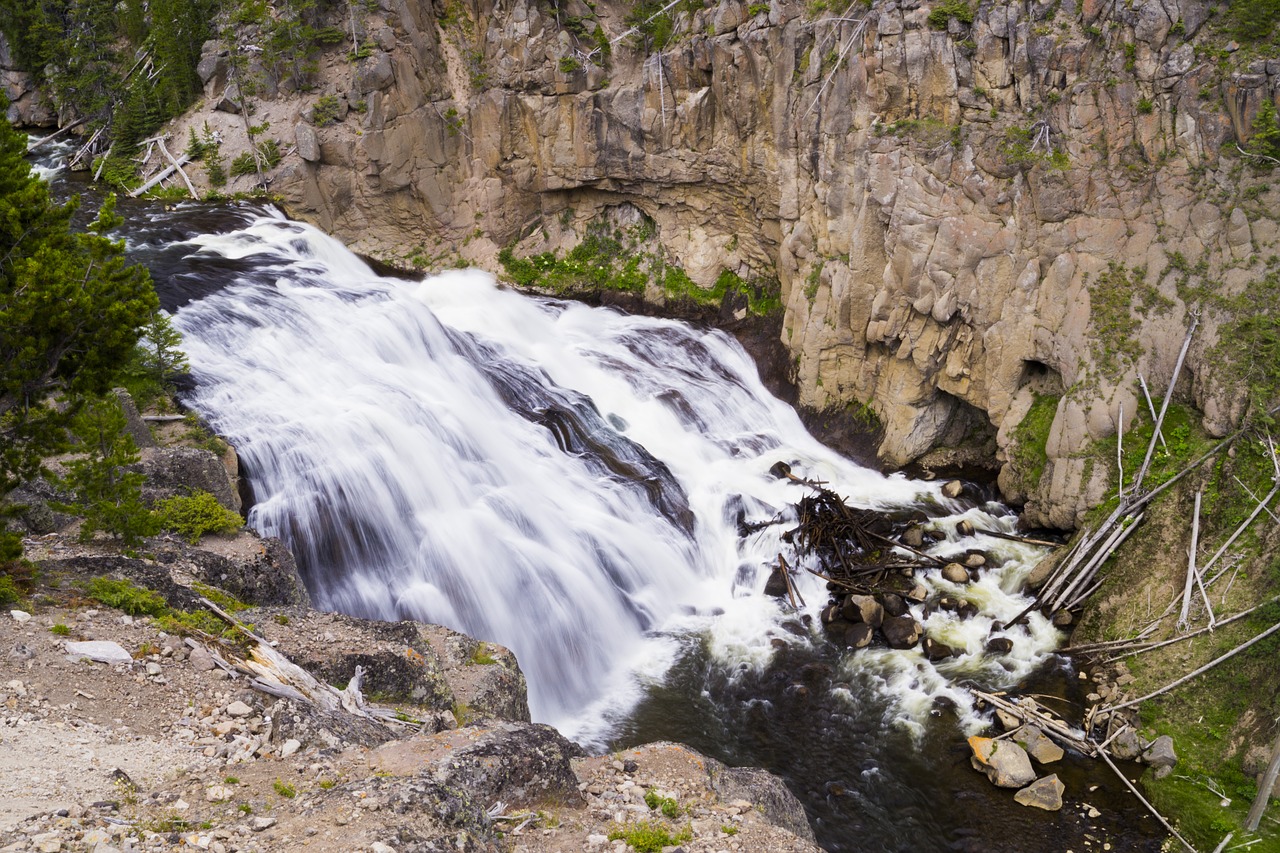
(1014, 774, 1065, 810)
(1014, 725, 1064, 764)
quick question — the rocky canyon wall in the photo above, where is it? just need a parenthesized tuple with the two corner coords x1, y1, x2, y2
(75, 0, 1280, 526)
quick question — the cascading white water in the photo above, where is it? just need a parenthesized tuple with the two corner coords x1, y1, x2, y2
(172, 210, 1061, 741)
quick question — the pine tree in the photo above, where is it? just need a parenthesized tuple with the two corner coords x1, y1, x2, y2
(54, 395, 160, 545)
(0, 108, 159, 496)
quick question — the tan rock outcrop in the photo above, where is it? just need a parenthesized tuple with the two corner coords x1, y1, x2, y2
(153, 0, 1280, 527)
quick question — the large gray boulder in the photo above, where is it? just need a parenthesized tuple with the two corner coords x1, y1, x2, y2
(134, 446, 239, 511)
(969, 736, 1037, 788)
(707, 759, 816, 842)
(367, 721, 583, 808)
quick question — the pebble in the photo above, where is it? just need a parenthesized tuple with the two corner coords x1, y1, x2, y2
(10, 610, 31, 624)
(226, 701, 253, 718)
(251, 817, 276, 832)
(280, 738, 302, 757)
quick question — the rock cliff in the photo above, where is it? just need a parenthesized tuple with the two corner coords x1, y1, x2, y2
(26, 0, 1280, 527)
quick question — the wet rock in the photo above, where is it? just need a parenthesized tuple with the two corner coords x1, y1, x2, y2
(963, 552, 987, 568)
(957, 601, 980, 620)
(956, 520, 975, 537)
(842, 594, 884, 628)
(984, 636, 1015, 655)
(881, 616, 922, 649)
(763, 564, 789, 597)
(901, 526, 924, 548)
(943, 480, 964, 498)
(1014, 774, 1065, 810)
(969, 736, 1037, 788)
(843, 623, 874, 649)
(1014, 725, 1064, 764)
(1142, 735, 1177, 778)
(906, 584, 929, 603)
(1052, 610, 1074, 627)
(768, 461, 793, 479)
(996, 709, 1021, 731)
(922, 637, 956, 661)
(941, 563, 970, 584)
(879, 592, 908, 617)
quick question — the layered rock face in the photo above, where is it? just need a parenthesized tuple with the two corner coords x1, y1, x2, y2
(179, 0, 1280, 525)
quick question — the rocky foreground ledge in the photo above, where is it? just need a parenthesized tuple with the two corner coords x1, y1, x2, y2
(0, 529, 819, 853)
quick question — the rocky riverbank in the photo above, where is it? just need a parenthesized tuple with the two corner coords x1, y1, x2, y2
(1, 529, 821, 853)
(0, 386, 821, 853)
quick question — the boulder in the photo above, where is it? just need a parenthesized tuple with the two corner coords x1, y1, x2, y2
(842, 594, 884, 627)
(901, 526, 924, 548)
(1110, 729, 1143, 761)
(1014, 725, 1065, 764)
(763, 564, 789, 597)
(354, 51, 395, 93)
(160, 535, 309, 607)
(134, 446, 239, 511)
(367, 721, 583, 808)
(1142, 735, 1177, 778)
(706, 758, 816, 842)
(879, 592, 908, 617)
(922, 637, 956, 661)
(112, 388, 155, 449)
(844, 623, 874, 649)
(969, 736, 1037, 788)
(943, 480, 964, 498)
(64, 640, 133, 665)
(984, 636, 1015, 655)
(1014, 774, 1065, 810)
(882, 615, 922, 649)
(941, 563, 970, 584)
(295, 123, 320, 163)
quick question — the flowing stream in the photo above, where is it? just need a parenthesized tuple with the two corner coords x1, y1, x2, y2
(34, 144, 1165, 851)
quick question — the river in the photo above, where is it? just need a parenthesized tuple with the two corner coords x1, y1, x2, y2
(37, 146, 1165, 852)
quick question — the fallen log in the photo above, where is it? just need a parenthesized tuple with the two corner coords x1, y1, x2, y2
(197, 596, 420, 729)
(969, 689, 1095, 757)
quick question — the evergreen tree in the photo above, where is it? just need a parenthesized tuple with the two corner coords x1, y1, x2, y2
(54, 395, 160, 544)
(0, 108, 159, 496)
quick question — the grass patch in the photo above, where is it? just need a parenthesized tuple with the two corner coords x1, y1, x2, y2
(1085, 263, 1172, 380)
(50, 623, 70, 635)
(272, 779, 297, 798)
(607, 819, 692, 852)
(191, 582, 249, 613)
(1010, 393, 1060, 494)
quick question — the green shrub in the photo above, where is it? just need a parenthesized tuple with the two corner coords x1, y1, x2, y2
(86, 577, 168, 616)
(229, 151, 257, 177)
(557, 56, 582, 73)
(156, 491, 242, 543)
(927, 0, 974, 29)
(1248, 98, 1280, 162)
(747, 2, 769, 14)
(607, 820, 691, 852)
(1137, 97, 1154, 115)
(312, 94, 342, 126)
(272, 779, 296, 798)
(643, 790, 680, 818)
(50, 623, 70, 635)
(0, 574, 21, 607)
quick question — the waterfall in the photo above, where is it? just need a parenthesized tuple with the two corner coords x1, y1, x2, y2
(171, 210, 1060, 741)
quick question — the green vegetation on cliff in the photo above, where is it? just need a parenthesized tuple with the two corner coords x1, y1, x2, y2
(498, 218, 781, 317)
